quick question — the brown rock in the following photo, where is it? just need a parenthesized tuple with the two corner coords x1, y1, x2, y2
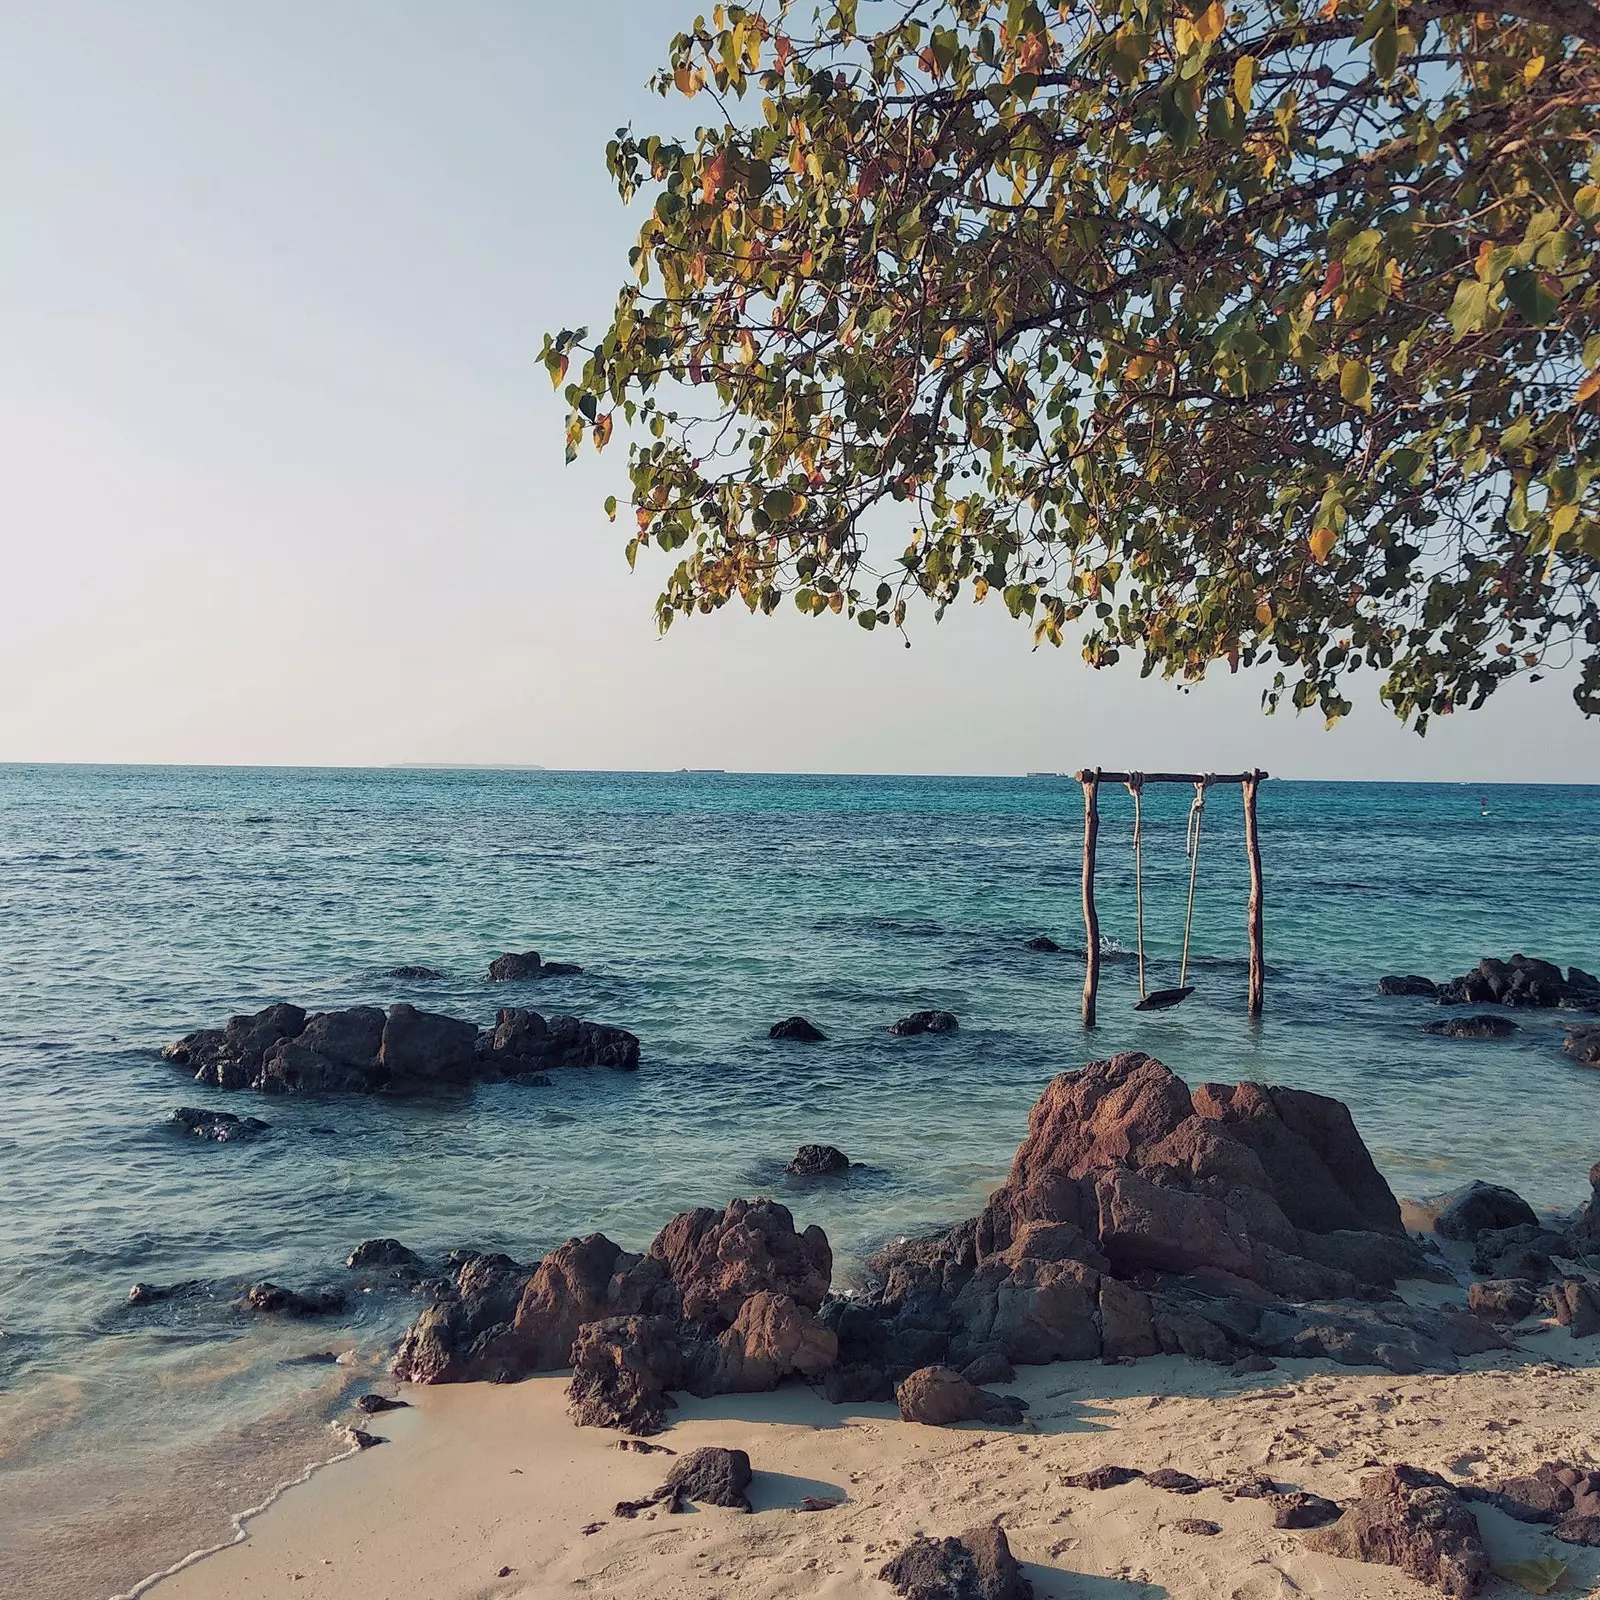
(879, 1521, 1032, 1600)
(1302, 1465, 1490, 1597)
(650, 1198, 831, 1324)
(694, 1290, 838, 1393)
(566, 1315, 684, 1434)
(661, 1446, 753, 1510)
(895, 1366, 1026, 1427)
(1552, 1279, 1600, 1338)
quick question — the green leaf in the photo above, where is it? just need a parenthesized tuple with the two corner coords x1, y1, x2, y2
(1339, 358, 1372, 412)
(1447, 280, 1490, 339)
(1371, 25, 1398, 80)
(1504, 269, 1561, 324)
(1501, 417, 1532, 451)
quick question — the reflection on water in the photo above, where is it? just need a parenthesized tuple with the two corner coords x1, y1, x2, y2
(0, 765, 1597, 1596)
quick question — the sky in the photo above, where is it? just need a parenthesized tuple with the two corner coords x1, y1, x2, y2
(2, 1, 1595, 781)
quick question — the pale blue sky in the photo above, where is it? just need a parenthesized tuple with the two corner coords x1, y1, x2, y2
(3, 1, 1595, 779)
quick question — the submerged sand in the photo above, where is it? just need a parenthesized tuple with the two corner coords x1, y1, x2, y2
(142, 1326, 1600, 1600)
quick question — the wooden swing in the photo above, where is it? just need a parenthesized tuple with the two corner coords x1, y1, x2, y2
(1075, 768, 1267, 1027)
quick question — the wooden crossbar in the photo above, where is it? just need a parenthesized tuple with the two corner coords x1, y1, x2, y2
(1073, 769, 1268, 785)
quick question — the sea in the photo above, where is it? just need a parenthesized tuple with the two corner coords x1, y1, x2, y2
(2, 764, 1598, 1598)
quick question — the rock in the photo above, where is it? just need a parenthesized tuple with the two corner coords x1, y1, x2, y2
(346, 1428, 385, 1449)
(786, 1144, 850, 1176)
(243, 1282, 345, 1317)
(1472, 1223, 1570, 1282)
(1272, 1491, 1344, 1529)
(128, 1280, 201, 1305)
(1172, 1518, 1222, 1535)
(1302, 1465, 1491, 1598)
(260, 1005, 388, 1093)
(1148, 1469, 1207, 1494)
(896, 1365, 1026, 1426)
(542, 1015, 641, 1071)
(1434, 1181, 1540, 1242)
(386, 966, 442, 979)
(1024, 936, 1062, 953)
(1229, 1352, 1276, 1376)
(661, 1446, 753, 1510)
(652, 1198, 832, 1324)
(1571, 966, 1600, 999)
(355, 1393, 408, 1414)
(879, 1522, 1033, 1600)
(487, 951, 543, 980)
(1379, 975, 1440, 997)
(770, 1016, 826, 1042)
(378, 1003, 479, 1084)
(1565, 1026, 1600, 1067)
(346, 1238, 427, 1274)
(487, 951, 584, 981)
(1422, 1015, 1518, 1040)
(959, 1349, 1016, 1386)
(163, 1003, 308, 1090)
(170, 1106, 270, 1142)
(566, 1314, 682, 1433)
(1552, 1279, 1600, 1337)
(1065, 1465, 1144, 1490)
(821, 1362, 895, 1404)
(1467, 1278, 1541, 1323)
(1464, 1461, 1600, 1532)
(1438, 954, 1583, 1010)
(891, 1010, 960, 1036)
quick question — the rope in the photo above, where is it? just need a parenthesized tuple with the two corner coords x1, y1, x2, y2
(1126, 773, 1146, 1000)
(1178, 776, 1211, 988)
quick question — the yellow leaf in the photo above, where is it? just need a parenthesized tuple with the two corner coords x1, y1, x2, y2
(1576, 370, 1600, 405)
(974, 576, 990, 600)
(550, 353, 569, 389)
(1126, 353, 1155, 380)
(1309, 525, 1337, 562)
(1524, 53, 1544, 82)
(1551, 502, 1579, 537)
(1255, 598, 1274, 628)
(1174, 14, 1197, 50)
(592, 414, 614, 450)
(1193, 0, 1227, 42)
(673, 63, 700, 97)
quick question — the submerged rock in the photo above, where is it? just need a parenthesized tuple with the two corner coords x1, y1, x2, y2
(1422, 1015, 1518, 1040)
(386, 965, 442, 980)
(243, 1281, 346, 1317)
(487, 951, 584, 981)
(1566, 1025, 1600, 1066)
(170, 1106, 270, 1142)
(1436, 954, 1596, 1010)
(785, 1144, 850, 1176)
(1379, 974, 1439, 997)
(1302, 1465, 1490, 1598)
(890, 1010, 959, 1036)
(769, 1016, 826, 1042)
(1024, 936, 1062, 953)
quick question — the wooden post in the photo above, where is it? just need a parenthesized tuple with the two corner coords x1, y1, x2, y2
(1081, 770, 1101, 1028)
(1243, 768, 1265, 1017)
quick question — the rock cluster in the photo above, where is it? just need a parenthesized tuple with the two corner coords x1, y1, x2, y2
(1463, 1460, 1600, 1546)
(1303, 1465, 1490, 1598)
(391, 1199, 836, 1434)
(170, 1106, 270, 1142)
(1378, 955, 1600, 1009)
(163, 1001, 639, 1094)
(891, 1010, 959, 1036)
(821, 1053, 1499, 1394)
(1440, 1174, 1600, 1340)
(1567, 1024, 1600, 1066)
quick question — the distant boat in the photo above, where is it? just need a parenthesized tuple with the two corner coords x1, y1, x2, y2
(1026, 771, 1066, 779)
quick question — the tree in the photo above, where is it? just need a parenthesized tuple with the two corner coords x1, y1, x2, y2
(548, 0, 1600, 728)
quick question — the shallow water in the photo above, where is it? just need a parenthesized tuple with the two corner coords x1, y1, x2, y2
(1, 765, 1597, 1596)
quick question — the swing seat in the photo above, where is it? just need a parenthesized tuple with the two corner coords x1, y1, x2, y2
(1134, 985, 1195, 1012)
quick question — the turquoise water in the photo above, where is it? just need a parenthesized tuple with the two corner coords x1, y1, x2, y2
(2, 764, 1598, 1594)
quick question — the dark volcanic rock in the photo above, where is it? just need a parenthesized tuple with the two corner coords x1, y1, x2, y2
(346, 1238, 427, 1277)
(1171, 1518, 1222, 1536)
(260, 1005, 388, 1093)
(786, 1144, 850, 1176)
(1303, 1465, 1490, 1598)
(879, 1522, 1033, 1600)
(1065, 1465, 1145, 1490)
(170, 1106, 270, 1142)
(895, 1365, 1026, 1426)
(386, 965, 442, 980)
(661, 1446, 753, 1510)
(128, 1280, 202, 1305)
(378, 1003, 479, 1084)
(1024, 936, 1062, 954)
(1272, 1491, 1345, 1529)
(769, 1016, 827, 1042)
(1464, 1461, 1600, 1538)
(355, 1393, 409, 1414)
(891, 1010, 959, 1036)
(487, 951, 584, 982)
(544, 1015, 639, 1071)
(243, 1282, 345, 1317)
(164, 1003, 308, 1089)
(1434, 1181, 1540, 1242)
(1379, 974, 1440, 997)
(1437, 953, 1587, 1010)
(1422, 1015, 1518, 1040)
(1472, 1223, 1570, 1282)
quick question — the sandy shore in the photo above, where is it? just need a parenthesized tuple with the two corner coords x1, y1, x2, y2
(140, 1323, 1600, 1600)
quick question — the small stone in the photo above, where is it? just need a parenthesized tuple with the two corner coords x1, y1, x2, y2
(347, 1428, 384, 1449)
(1272, 1491, 1344, 1529)
(786, 1144, 850, 1176)
(356, 1393, 409, 1414)
(769, 1016, 826, 1042)
(1065, 1465, 1145, 1491)
(1171, 1518, 1222, 1536)
(1148, 1469, 1207, 1494)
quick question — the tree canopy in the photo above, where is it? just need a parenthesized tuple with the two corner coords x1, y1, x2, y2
(548, 0, 1600, 728)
